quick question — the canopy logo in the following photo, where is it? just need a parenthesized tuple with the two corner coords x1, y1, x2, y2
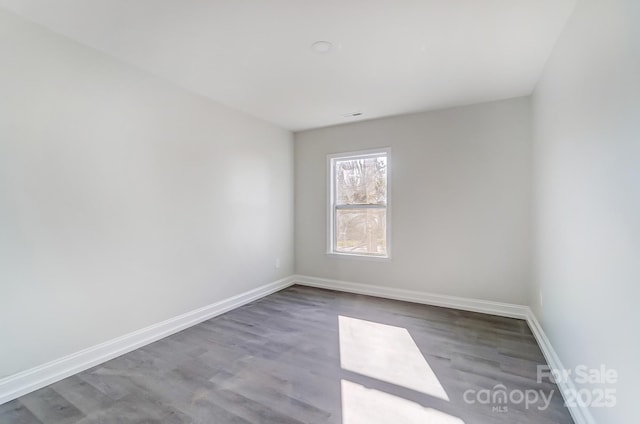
(462, 384, 554, 413)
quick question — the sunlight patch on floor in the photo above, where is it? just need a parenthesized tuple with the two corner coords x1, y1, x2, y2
(341, 380, 464, 424)
(338, 315, 449, 401)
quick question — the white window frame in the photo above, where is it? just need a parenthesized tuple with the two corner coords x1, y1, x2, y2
(327, 148, 391, 260)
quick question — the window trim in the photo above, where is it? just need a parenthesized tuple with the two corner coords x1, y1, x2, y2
(326, 148, 391, 260)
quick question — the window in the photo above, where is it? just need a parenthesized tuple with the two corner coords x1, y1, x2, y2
(328, 149, 390, 258)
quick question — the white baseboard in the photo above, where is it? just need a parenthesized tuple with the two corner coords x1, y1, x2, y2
(526, 310, 595, 424)
(1, 273, 595, 424)
(292, 274, 530, 319)
(0, 276, 295, 405)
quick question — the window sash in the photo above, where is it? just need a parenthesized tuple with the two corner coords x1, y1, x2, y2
(334, 204, 386, 210)
(329, 149, 389, 258)
(332, 207, 387, 256)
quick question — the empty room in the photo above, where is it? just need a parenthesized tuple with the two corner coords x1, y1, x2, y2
(0, 1, 637, 423)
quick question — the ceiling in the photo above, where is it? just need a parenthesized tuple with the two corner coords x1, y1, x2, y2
(0, 0, 576, 131)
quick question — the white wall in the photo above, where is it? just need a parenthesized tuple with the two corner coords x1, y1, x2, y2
(531, 0, 639, 422)
(295, 97, 532, 305)
(0, 9, 294, 378)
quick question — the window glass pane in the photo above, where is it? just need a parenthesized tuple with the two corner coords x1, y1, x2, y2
(335, 155, 387, 205)
(335, 208, 387, 256)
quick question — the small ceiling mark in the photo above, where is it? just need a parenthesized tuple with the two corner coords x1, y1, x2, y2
(311, 40, 333, 53)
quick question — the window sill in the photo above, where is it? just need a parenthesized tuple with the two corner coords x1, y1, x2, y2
(326, 252, 391, 262)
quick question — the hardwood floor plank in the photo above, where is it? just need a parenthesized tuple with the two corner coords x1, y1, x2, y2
(0, 400, 43, 424)
(17, 387, 84, 424)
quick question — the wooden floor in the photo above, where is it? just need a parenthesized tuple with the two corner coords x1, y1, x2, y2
(0, 286, 574, 423)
